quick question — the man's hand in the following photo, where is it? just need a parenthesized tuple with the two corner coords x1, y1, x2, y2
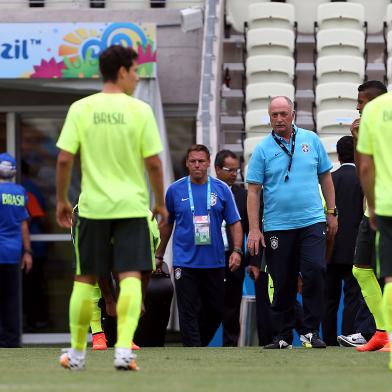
(56, 200, 73, 228)
(105, 300, 117, 318)
(350, 118, 360, 141)
(247, 228, 266, 256)
(229, 252, 241, 272)
(152, 205, 169, 229)
(368, 206, 377, 231)
(248, 265, 260, 281)
(21, 252, 33, 273)
(326, 215, 338, 239)
(155, 256, 164, 270)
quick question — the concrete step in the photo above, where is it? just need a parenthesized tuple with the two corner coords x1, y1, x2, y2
(222, 88, 244, 99)
(224, 35, 245, 45)
(221, 115, 243, 126)
(223, 62, 244, 72)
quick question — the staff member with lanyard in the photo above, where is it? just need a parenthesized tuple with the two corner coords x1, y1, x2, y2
(156, 144, 242, 346)
(247, 96, 338, 349)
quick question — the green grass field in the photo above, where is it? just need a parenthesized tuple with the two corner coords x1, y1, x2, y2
(0, 347, 391, 392)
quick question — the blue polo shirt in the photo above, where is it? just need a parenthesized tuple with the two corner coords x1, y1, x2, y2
(0, 182, 29, 264)
(166, 176, 241, 268)
(247, 126, 332, 231)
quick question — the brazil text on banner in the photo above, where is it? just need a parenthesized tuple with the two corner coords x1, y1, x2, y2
(0, 22, 157, 79)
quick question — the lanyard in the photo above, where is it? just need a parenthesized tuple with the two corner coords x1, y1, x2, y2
(272, 126, 296, 182)
(187, 176, 211, 214)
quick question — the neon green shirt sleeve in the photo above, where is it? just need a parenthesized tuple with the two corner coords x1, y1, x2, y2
(56, 103, 80, 154)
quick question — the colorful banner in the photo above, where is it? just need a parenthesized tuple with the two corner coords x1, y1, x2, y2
(0, 22, 157, 79)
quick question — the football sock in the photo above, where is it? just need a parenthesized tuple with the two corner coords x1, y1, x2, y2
(69, 281, 94, 352)
(115, 277, 142, 349)
(382, 282, 392, 370)
(352, 266, 385, 330)
(90, 284, 103, 334)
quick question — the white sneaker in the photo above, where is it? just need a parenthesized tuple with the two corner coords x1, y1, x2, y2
(59, 349, 85, 371)
(337, 333, 367, 347)
(114, 348, 139, 371)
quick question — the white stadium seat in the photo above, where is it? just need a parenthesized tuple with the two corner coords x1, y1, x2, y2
(351, 0, 389, 33)
(317, 109, 358, 135)
(286, 0, 327, 34)
(45, 0, 90, 7)
(247, 28, 295, 57)
(244, 135, 267, 164)
(0, 0, 28, 8)
(316, 83, 358, 112)
(317, 2, 365, 31)
(246, 55, 295, 84)
(319, 134, 343, 170)
(226, 0, 265, 33)
(246, 82, 295, 112)
(245, 109, 271, 135)
(166, 0, 204, 9)
(317, 29, 365, 58)
(386, 56, 392, 84)
(105, 0, 149, 9)
(248, 2, 295, 30)
(316, 55, 365, 84)
(386, 3, 392, 31)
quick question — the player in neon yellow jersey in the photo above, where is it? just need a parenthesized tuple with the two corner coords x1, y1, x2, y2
(357, 87, 392, 370)
(56, 45, 168, 371)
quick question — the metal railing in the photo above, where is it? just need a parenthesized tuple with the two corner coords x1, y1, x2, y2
(196, 0, 224, 168)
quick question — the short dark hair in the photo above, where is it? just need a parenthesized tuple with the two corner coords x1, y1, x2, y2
(214, 149, 238, 168)
(358, 80, 387, 100)
(186, 144, 210, 160)
(99, 45, 138, 82)
(336, 135, 354, 163)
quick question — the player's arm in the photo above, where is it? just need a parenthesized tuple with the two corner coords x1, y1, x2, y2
(247, 183, 265, 256)
(228, 221, 243, 272)
(319, 171, 338, 238)
(56, 150, 75, 228)
(145, 155, 168, 227)
(21, 220, 33, 273)
(155, 222, 174, 269)
(359, 153, 376, 228)
(350, 118, 361, 174)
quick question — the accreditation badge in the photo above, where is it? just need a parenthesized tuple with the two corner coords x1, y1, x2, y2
(193, 215, 211, 245)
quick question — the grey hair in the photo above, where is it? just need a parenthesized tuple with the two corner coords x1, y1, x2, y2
(268, 96, 294, 111)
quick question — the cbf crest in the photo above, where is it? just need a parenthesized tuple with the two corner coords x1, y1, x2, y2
(270, 236, 279, 250)
(301, 144, 310, 153)
(175, 268, 182, 280)
(210, 192, 217, 206)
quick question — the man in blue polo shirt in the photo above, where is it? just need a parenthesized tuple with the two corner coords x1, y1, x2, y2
(156, 144, 242, 346)
(0, 153, 32, 347)
(247, 96, 338, 349)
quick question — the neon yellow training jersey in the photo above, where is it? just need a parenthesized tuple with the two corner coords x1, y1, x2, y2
(57, 92, 163, 219)
(357, 92, 392, 217)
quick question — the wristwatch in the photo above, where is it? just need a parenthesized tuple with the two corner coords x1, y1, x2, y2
(232, 247, 243, 256)
(326, 207, 338, 216)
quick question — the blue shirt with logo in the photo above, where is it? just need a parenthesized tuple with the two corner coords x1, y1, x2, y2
(0, 182, 29, 264)
(246, 126, 332, 231)
(166, 176, 241, 268)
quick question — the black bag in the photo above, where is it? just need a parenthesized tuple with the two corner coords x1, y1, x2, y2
(101, 264, 174, 347)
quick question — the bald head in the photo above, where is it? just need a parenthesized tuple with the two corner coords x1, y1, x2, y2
(268, 96, 295, 138)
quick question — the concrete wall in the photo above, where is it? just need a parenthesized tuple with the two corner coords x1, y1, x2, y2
(0, 9, 203, 105)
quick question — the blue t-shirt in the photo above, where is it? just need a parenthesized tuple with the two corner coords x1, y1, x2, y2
(0, 182, 29, 264)
(246, 126, 332, 231)
(166, 176, 241, 268)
